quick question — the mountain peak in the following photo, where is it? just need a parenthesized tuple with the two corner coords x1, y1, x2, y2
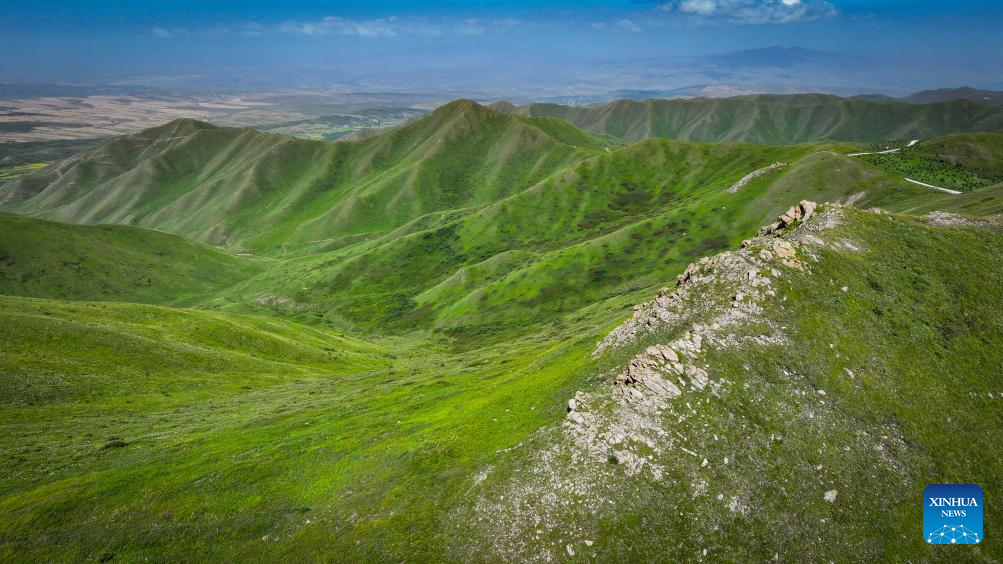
(143, 117, 219, 139)
(432, 99, 493, 117)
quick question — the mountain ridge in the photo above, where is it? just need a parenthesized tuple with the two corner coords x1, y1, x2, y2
(492, 95, 1003, 144)
(2, 97, 1003, 561)
(2, 100, 614, 255)
(5, 103, 1001, 336)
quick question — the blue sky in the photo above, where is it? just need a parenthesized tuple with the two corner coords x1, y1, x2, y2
(3, 1, 1002, 94)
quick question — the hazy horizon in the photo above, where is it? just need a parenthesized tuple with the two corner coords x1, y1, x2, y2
(4, 0, 1003, 97)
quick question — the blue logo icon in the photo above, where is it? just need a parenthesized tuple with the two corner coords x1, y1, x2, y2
(924, 484, 983, 545)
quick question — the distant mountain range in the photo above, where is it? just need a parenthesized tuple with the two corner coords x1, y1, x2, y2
(595, 85, 1003, 105)
(490, 93, 1003, 144)
(900, 86, 1003, 105)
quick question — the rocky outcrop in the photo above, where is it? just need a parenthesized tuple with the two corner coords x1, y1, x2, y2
(593, 206, 823, 358)
(570, 202, 835, 483)
(755, 200, 817, 237)
(727, 162, 787, 193)
(464, 203, 847, 560)
(923, 211, 1001, 228)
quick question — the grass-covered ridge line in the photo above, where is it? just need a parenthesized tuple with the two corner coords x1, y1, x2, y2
(0, 102, 1002, 560)
(456, 206, 1003, 561)
(493, 94, 1003, 144)
(0, 101, 615, 255)
(5, 107, 998, 338)
(0, 214, 265, 306)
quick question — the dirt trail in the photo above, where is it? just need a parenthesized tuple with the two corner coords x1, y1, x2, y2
(847, 140, 961, 195)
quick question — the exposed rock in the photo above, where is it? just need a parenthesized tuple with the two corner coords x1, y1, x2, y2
(255, 294, 313, 313)
(727, 162, 787, 193)
(924, 211, 998, 228)
(773, 240, 797, 259)
(824, 490, 838, 503)
(466, 204, 851, 559)
(759, 200, 818, 236)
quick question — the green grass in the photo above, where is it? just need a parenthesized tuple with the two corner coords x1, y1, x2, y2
(0, 163, 48, 183)
(1, 103, 1002, 560)
(0, 294, 602, 561)
(0, 214, 265, 306)
(456, 208, 1003, 561)
(497, 95, 1003, 144)
(859, 131, 1003, 193)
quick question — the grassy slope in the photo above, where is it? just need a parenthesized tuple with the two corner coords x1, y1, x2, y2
(2, 208, 1000, 561)
(457, 207, 1003, 561)
(0, 294, 601, 561)
(860, 131, 1003, 192)
(7, 104, 992, 337)
(213, 139, 997, 336)
(0, 214, 265, 305)
(1, 101, 614, 255)
(210, 139, 826, 332)
(1, 106, 1002, 560)
(914, 130, 1003, 173)
(498, 94, 1003, 144)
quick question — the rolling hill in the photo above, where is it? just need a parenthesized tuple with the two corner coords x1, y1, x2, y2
(859, 131, 1003, 192)
(491, 94, 1003, 144)
(4, 102, 997, 336)
(2, 101, 617, 255)
(0, 214, 264, 305)
(1, 100, 1002, 561)
(901, 86, 1003, 106)
(456, 205, 1003, 561)
(1, 205, 1000, 561)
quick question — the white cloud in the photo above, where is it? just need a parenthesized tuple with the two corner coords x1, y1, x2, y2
(656, 0, 835, 25)
(617, 19, 643, 32)
(151, 27, 172, 39)
(680, 0, 718, 16)
(275, 15, 530, 39)
(455, 18, 485, 36)
(279, 16, 399, 38)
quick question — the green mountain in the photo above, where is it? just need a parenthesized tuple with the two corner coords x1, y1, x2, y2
(901, 86, 1003, 106)
(2, 101, 616, 255)
(911, 130, 1003, 174)
(860, 131, 1003, 192)
(0, 214, 264, 305)
(457, 205, 1003, 561)
(492, 94, 1003, 143)
(1, 100, 1002, 561)
(2, 206, 1000, 561)
(4, 102, 997, 336)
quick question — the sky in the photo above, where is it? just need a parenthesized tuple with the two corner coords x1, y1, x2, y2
(3, 1, 1003, 96)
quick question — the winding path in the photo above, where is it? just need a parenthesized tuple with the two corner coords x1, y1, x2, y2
(903, 178, 962, 195)
(847, 139, 961, 195)
(846, 139, 919, 157)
